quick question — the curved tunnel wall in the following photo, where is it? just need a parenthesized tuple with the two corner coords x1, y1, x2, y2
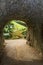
(0, 0, 43, 62)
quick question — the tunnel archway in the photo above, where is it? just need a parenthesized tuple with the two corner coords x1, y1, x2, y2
(0, 0, 43, 63)
(0, 17, 36, 64)
(2, 19, 35, 48)
(0, 18, 43, 63)
(3, 20, 28, 40)
(1, 20, 43, 64)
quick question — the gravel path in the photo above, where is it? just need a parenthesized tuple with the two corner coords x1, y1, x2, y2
(1, 39, 43, 65)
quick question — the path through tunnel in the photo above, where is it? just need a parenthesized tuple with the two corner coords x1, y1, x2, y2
(0, 19, 43, 65)
(0, 0, 43, 64)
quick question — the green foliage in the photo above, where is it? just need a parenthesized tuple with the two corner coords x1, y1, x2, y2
(10, 30, 23, 39)
(3, 20, 27, 39)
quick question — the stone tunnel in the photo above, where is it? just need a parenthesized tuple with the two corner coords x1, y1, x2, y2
(0, 0, 43, 63)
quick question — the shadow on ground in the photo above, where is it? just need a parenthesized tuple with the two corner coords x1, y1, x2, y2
(1, 53, 43, 65)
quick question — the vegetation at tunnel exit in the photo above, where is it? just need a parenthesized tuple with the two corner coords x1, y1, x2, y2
(3, 20, 27, 39)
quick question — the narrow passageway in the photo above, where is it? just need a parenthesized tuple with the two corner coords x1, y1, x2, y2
(0, 0, 43, 65)
(1, 39, 43, 65)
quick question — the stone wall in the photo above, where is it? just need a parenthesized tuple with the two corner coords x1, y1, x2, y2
(0, 0, 43, 63)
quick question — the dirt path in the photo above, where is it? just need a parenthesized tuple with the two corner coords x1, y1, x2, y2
(1, 39, 43, 65)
